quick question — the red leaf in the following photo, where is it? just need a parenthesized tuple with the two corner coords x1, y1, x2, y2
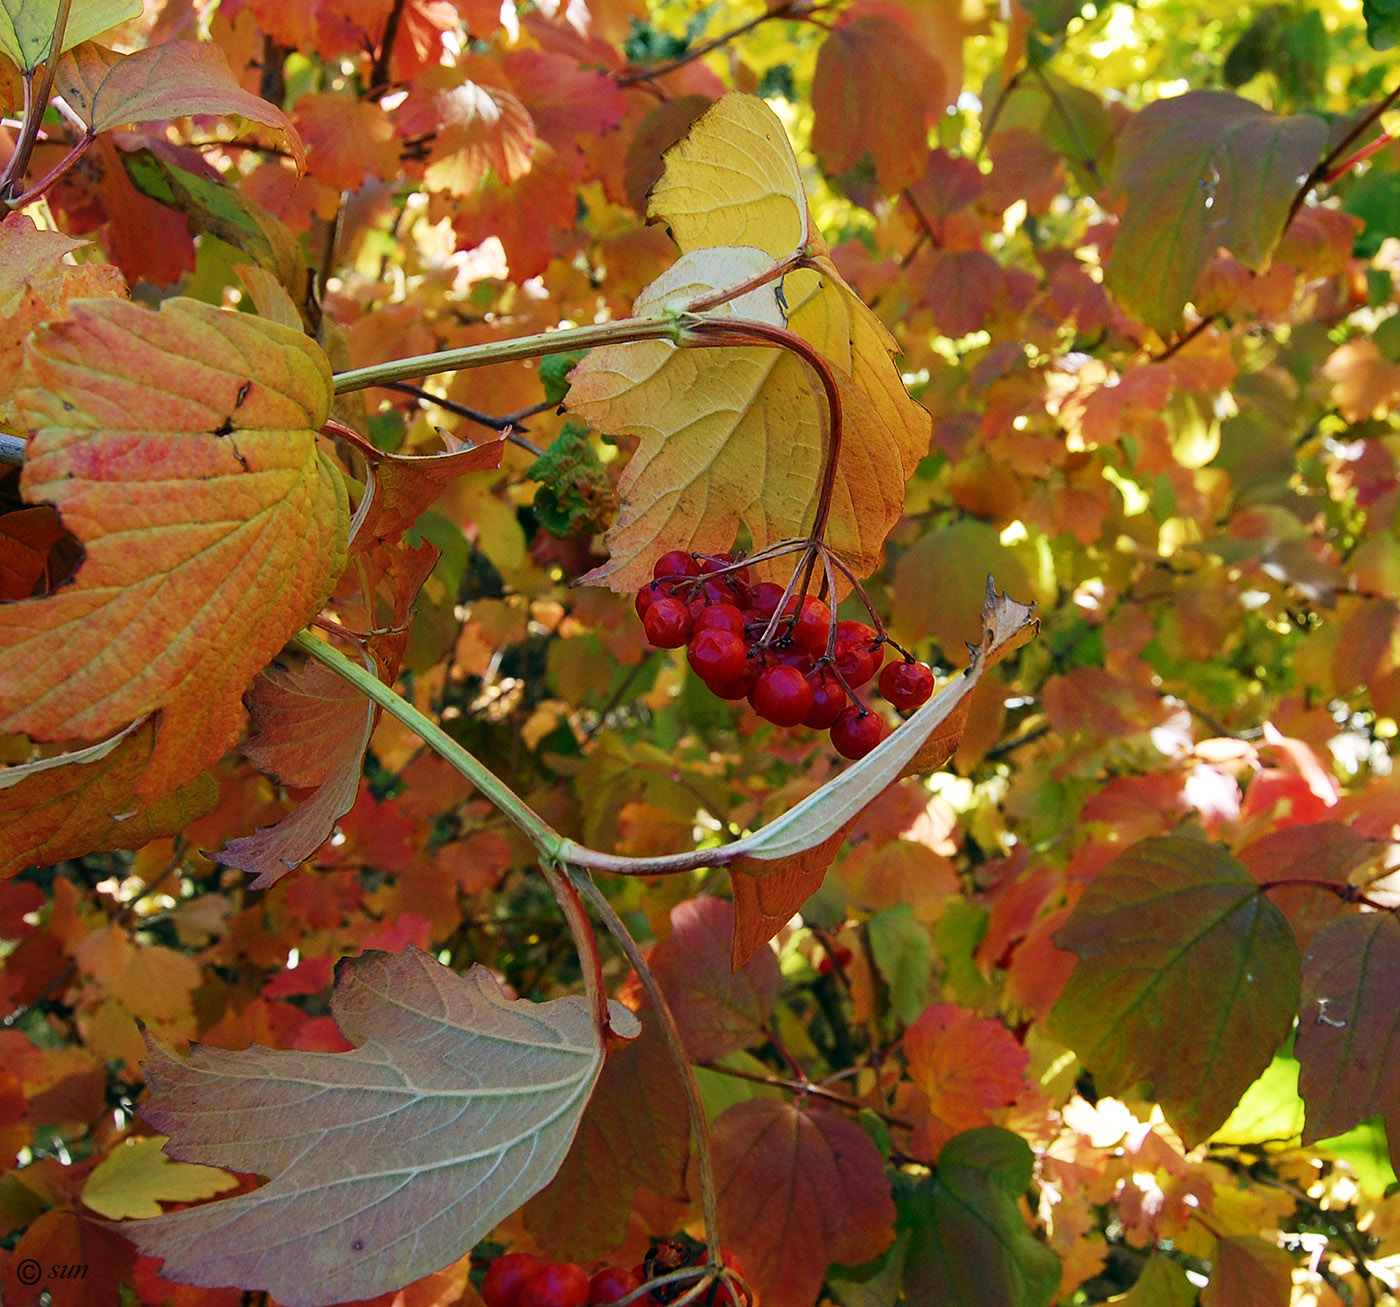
(711, 1101, 895, 1307)
(1201, 1234, 1294, 1307)
(5, 1208, 136, 1307)
(648, 898, 781, 1062)
(729, 831, 846, 968)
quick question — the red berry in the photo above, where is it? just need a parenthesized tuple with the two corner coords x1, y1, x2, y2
(835, 619, 878, 645)
(803, 670, 847, 729)
(688, 627, 748, 684)
(833, 638, 881, 687)
(643, 596, 691, 648)
(693, 603, 747, 637)
(792, 596, 832, 653)
(753, 664, 815, 726)
(879, 660, 934, 710)
(831, 706, 885, 759)
(519, 1262, 590, 1307)
(635, 586, 657, 619)
(654, 551, 699, 580)
(483, 1253, 545, 1307)
(746, 581, 787, 620)
(710, 662, 761, 699)
(588, 1266, 641, 1305)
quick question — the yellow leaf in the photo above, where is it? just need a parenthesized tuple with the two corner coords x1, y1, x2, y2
(82, 1136, 238, 1220)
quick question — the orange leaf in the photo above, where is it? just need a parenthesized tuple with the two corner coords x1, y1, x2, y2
(55, 40, 304, 168)
(0, 506, 67, 599)
(811, 2, 947, 194)
(2, 297, 348, 798)
(904, 1004, 1030, 1159)
(0, 720, 216, 879)
(729, 828, 848, 968)
(4, 1208, 136, 1307)
(711, 1101, 895, 1307)
(294, 93, 399, 191)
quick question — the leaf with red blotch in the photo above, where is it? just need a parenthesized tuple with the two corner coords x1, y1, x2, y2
(0, 720, 216, 879)
(396, 61, 535, 197)
(54, 41, 304, 168)
(648, 897, 781, 1062)
(904, 1005, 1030, 1159)
(1050, 836, 1300, 1145)
(523, 1015, 689, 1261)
(712, 1100, 895, 1307)
(5, 1207, 136, 1307)
(0, 507, 67, 598)
(811, 1, 948, 194)
(0, 297, 348, 800)
(901, 1127, 1060, 1307)
(1106, 90, 1327, 335)
(124, 948, 640, 1307)
(1201, 1234, 1294, 1307)
(1295, 913, 1400, 1163)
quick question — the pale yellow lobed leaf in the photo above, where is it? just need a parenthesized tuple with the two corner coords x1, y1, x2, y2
(648, 92, 808, 260)
(82, 1135, 238, 1221)
(124, 948, 639, 1307)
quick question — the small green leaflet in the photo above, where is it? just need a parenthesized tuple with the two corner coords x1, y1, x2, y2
(124, 948, 638, 1307)
(0, 0, 139, 70)
(1049, 836, 1299, 1145)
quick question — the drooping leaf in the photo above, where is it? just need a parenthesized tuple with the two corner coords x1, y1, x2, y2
(81, 1136, 238, 1220)
(0, 719, 216, 879)
(729, 844, 842, 968)
(648, 897, 781, 1062)
(1108, 1252, 1196, 1307)
(0, 0, 140, 70)
(811, 3, 947, 195)
(1, 297, 348, 800)
(1295, 913, 1400, 1159)
(124, 948, 639, 1306)
(351, 435, 505, 550)
(1050, 836, 1300, 1145)
(1106, 90, 1327, 334)
(522, 1015, 689, 1261)
(1201, 1234, 1294, 1307)
(901, 1127, 1058, 1307)
(54, 41, 304, 168)
(711, 1100, 896, 1307)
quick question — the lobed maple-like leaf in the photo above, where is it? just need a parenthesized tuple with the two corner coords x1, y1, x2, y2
(901, 1127, 1058, 1307)
(81, 1135, 238, 1220)
(0, 297, 348, 800)
(711, 1100, 895, 1307)
(568, 93, 930, 593)
(648, 897, 781, 1062)
(124, 948, 639, 1306)
(1050, 836, 1300, 1145)
(1294, 912, 1400, 1161)
(55, 40, 304, 168)
(1106, 89, 1326, 335)
(0, 0, 139, 70)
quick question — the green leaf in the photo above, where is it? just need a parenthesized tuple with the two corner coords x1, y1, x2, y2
(1110, 1252, 1196, 1306)
(902, 1127, 1058, 1307)
(867, 905, 934, 1026)
(1106, 90, 1327, 335)
(1049, 836, 1300, 1145)
(1211, 1053, 1304, 1147)
(0, 0, 139, 70)
(124, 948, 639, 1307)
(1315, 1118, 1398, 1199)
(1363, 0, 1400, 50)
(527, 422, 614, 539)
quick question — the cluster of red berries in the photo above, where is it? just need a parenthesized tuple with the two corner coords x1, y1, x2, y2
(481, 1244, 746, 1307)
(634, 550, 935, 759)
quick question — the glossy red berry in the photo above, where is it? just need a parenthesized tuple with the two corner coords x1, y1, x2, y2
(588, 1266, 642, 1305)
(791, 596, 833, 652)
(746, 581, 786, 620)
(519, 1262, 590, 1307)
(753, 664, 815, 726)
(482, 1253, 545, 1307)
(830, 706, 885, 759)
(642, 596, 691, 648)
(803, 670, 847, 729)
(634, 585, 657, 619)
(879, 659, 934, 710)
(833, 638, 881, 688)
(688, 627, 748, 684)
(654, 551, 699, 580)
(693, 603, 747, 637)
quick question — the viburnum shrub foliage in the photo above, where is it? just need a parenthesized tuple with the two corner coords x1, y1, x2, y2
(3, 2, 1400, 1307)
